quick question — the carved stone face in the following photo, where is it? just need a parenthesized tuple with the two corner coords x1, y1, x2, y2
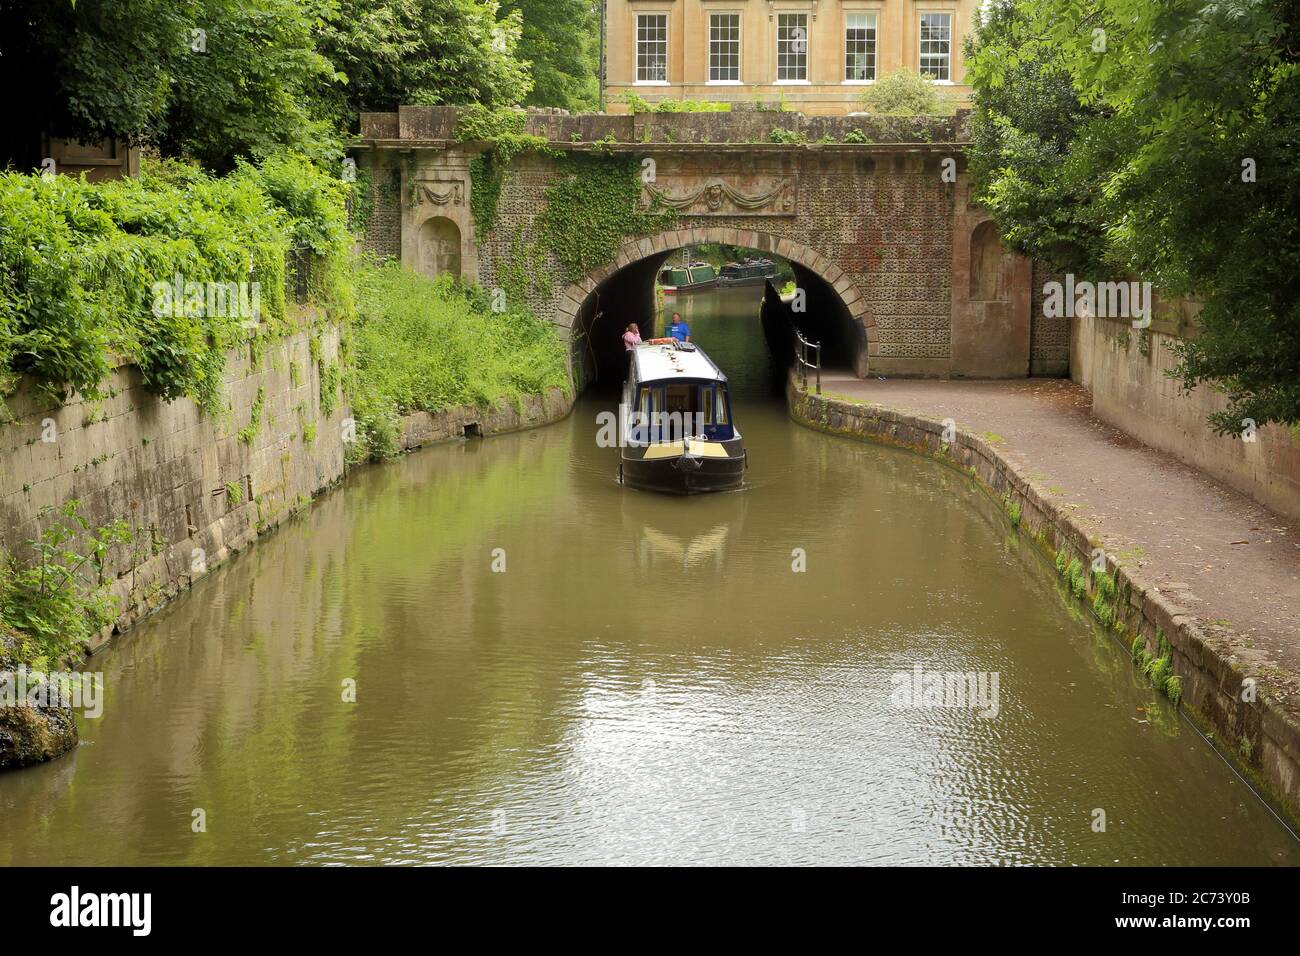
(705, 183, 725, 211)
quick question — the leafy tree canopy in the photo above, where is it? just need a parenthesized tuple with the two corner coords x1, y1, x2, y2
(315, 0, 533, 133)
(2, 0, 542, 170)
(968, 0, 1300, 431)
(502, 0, 601, 112)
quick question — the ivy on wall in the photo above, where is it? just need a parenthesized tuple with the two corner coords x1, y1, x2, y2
(458, 105, 550, 241)
(459, 106, 677, 285)
(537, 155, 676, 284)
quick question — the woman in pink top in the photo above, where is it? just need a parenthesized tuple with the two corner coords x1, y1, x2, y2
(622, 323, 642, 351)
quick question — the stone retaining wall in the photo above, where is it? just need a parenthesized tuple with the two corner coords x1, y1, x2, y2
(1072, 312, 1300, 524)
(787, 376, 1300, 827)
(398, 387, 573, 452)
(0, 316, 347, 650)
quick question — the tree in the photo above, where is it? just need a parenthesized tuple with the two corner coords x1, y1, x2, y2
(964, 1, 1110, 277)
(158, 0, 342, 172)
(315, 0, 533, 133)
(1, 0, 186, 169)
(859, 69, 956, 115)
(968, 0, 1300, 432)
(502, 0, 600, 111)
(1, 0, 339, 173)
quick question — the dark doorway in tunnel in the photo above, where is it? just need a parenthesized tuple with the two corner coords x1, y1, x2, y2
(568, 244, 863, 396)
(785, 261, 865, 373)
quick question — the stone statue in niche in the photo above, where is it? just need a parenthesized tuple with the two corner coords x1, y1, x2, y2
(418, 216, 462, 279)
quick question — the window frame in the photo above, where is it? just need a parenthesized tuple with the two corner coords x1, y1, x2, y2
(707, 11, 742, 85)
(634, 12, 670, 86)
(843, 10, 879, 84)
(775, 11, 810, 85)
(918, 11, 953, 83)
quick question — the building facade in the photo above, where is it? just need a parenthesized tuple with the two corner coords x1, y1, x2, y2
(605, 0, 981, 114)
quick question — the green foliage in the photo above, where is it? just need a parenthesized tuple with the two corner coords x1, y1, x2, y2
(969, 0, 1300, 431)
(156, 0, 342, 172)
(454, 104, 526, 143)
(768, 128, 808, 145)
(4, 0, 341, 174)
(1055, 544, 1070, 575)
(1005, 497, 1022, 527)
(622, 93, 730, 113)
(314, 0, 533, 134)
(0, 156, 348, 413)
(320, 362, 341, 419)
(348, 260, 567, 461)
(842, 129, 871, 145)
(0, 501, 131, 668)
(6, 0, 543, 171)
(859, 69, 956, 116)
(1092, 591, 1115, 629)
(242, 154, 355, 314)
(538, 155, 678, 283)
(238, 386, 266, 444)
(965, 1, 1109, 278)
(504, 0, 599, 111)
(1066, 558, 1085, 597)
(1090, 569, 1118, 627)
(226, 480, 244, 506)
(1127, 628, 1180, 702)
(458, 105, 552, 240)
(1165, 676, 1182, 706)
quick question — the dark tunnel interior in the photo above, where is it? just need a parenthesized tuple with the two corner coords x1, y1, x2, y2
(567, 247, 865, 395)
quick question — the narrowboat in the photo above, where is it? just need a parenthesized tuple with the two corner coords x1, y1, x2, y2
(657, 261, 719, 294)
(619, 339, 746, 494)
(718, 257, 779, 286)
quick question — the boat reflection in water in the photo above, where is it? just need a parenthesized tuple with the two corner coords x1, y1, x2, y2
(618, 339, 746, 495)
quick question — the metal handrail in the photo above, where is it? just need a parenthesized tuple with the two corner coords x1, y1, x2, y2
(794, 329, 821, 395)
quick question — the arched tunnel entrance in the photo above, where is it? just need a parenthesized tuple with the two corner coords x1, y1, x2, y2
(563, 233, 867, 395)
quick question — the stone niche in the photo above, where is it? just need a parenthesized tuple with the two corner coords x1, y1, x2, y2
(950, 185, 1031, 377)
(401, 150, 477, 284)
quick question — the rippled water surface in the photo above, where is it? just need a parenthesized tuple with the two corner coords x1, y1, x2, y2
(1, 287, 1296, 865)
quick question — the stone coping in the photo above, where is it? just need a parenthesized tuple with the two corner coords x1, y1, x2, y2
(358, 105, 971, 149)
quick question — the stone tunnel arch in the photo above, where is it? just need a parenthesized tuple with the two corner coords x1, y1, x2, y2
(553, 228, 871, 392)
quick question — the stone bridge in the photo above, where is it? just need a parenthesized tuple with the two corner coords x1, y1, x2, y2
(354, 107, 1065, 389)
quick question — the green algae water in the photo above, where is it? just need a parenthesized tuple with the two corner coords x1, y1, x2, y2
(0, 286, 1295, 866)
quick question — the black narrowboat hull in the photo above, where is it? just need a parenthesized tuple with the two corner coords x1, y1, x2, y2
(717, 273, 776, 287)
(661, 278, 720, 294)
(621, 444, 746, 495)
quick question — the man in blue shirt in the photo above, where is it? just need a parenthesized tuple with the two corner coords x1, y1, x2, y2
(668, 313, 691, 342)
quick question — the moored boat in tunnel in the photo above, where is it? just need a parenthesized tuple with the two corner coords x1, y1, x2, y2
(619, 339, 746, 494)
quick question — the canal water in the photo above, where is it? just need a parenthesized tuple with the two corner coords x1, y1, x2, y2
(1, 286, 1296, 866)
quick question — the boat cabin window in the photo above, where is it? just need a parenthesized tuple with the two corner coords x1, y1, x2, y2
(629, 381, 733, 443)
(665, 383, 696, 416)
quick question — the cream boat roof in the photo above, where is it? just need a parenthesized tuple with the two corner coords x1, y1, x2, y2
(631, 341, 727, 384)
